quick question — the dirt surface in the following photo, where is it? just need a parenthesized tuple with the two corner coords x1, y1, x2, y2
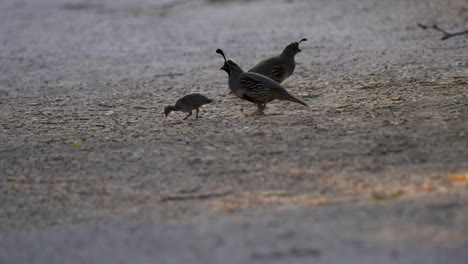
(1, 0, 468, 263)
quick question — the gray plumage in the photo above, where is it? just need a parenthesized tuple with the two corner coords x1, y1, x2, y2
(217, 49, 307, 114)
(164, 93, 213, 120)
(249, 38, 307, 83)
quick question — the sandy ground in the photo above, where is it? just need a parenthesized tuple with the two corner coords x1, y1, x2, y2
(1, 0, 468, 263)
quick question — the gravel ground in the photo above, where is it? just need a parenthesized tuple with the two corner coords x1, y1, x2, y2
(1, 0, 468, 263)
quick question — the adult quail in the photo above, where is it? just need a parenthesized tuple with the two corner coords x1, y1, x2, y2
(249, 38, 307, 84)
(217, 49, 307, 114)
(164, 93, 213, 120)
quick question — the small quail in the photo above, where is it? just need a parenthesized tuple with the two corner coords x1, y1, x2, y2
(217, 49, 307, 114)
(164, 93, 213, 120)
(249, 38, 307, 83)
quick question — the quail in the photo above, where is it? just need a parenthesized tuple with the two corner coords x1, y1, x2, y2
(217, 49, 307, 114)
(249, 38, 307, 84)
(164, 93, 213, 120)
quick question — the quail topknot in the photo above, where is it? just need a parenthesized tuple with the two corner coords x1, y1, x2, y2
(217, 49, 307, 115)
(164, 93, 213, 120)
(249, 38, 307, 84)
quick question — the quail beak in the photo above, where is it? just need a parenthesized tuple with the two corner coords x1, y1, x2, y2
(163, 108, 170, 118)
(298, 48, 302, 52)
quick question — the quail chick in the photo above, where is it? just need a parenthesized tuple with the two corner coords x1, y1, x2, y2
(164, 93, 213, 120)
(217, 49, 307, 115)
(249, 38, 307, 84)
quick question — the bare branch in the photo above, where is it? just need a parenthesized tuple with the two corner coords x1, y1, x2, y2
(417, 23, 468, 40)
(417, 23, 428, 30)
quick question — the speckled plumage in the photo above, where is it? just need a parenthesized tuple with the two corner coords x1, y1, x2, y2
(164, 93, 213, 120)
(249, 39, 307, 84)
(217, 49, 307, 114)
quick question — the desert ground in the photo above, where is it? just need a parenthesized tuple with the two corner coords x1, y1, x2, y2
(1, 0, 468, 263)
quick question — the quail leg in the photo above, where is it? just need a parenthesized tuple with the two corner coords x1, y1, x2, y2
(196, 109, 199, 119)
(183, 111, 192, 120)
(256, 96, 269, 115)
(253, 103, 266, 115)
(261, 96, 269, 112)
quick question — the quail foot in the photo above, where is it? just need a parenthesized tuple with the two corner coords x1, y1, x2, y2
(217, 49, 307, 115)
(249, 38, 307, 84)
(164, 93, 213, 120)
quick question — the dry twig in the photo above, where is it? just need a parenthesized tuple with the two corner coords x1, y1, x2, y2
(417, 23, 468, 40)
(160, 190, 232, 202)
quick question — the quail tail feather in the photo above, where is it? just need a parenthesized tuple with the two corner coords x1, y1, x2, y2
(274, 91, 308, 107)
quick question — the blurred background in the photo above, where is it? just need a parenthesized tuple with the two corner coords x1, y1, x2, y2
(1, 0, 466, 98)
